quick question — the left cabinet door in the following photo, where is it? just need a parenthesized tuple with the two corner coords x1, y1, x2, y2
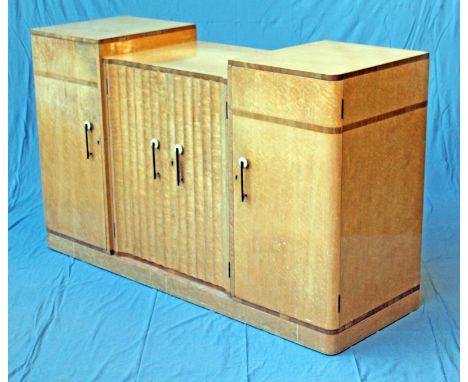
(35, 76, 108, 250)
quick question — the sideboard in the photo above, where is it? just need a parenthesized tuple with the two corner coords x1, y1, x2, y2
(32, 16, 429, 354)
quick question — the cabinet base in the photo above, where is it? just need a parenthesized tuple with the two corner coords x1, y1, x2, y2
(47, 232, 420, 355)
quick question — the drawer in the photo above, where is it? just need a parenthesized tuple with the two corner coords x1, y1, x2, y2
(230, 66, 343, 128)
(32, 35, 99, 84)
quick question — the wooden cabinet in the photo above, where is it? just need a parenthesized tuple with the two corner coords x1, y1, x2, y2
(33, 17, 429, 354)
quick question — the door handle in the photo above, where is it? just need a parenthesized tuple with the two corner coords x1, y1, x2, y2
(239, 157, 248, 202)
(84, 120, 93, 159)
(151, 138, 160, 179)
(175, 144, 184, 186)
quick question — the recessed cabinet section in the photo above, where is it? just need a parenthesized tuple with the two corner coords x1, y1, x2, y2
(106, 63, 229, 289)
(34, 76, 108, 249)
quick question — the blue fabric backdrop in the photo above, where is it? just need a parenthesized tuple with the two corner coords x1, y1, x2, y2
(9, 1, 459, 381)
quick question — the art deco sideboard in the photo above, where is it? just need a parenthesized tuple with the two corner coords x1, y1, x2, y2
(31, 16, 429, 354)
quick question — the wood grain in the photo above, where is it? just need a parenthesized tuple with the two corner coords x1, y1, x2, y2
(99, 26, 196, 57)
(107, 62, 229, 289)
(32, 35, 99, 84)
(32, 16, 194, 43)
(343, 58, 429, 124)
(339, 108, 427, 324)
(230, 66, 343, 129)
(48, 232, 421, 355)
(229, 40, 427, 80)
(232, 115, 342, 329)
(34, 76, 108, 249)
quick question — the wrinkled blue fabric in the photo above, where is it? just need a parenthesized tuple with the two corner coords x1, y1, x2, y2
(9, 1, 459, 381)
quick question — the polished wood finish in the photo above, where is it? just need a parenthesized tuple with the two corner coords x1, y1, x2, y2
(339, 108, 427, 324)
(232, 116, 341, 329)
(106, 62, 229, 289)
(32, 17, 428, 354)
(34, 77, 107, 249)
(32, 16, 198, 253)
(48, 232, 420, 355)
(32, 16, 194, 43)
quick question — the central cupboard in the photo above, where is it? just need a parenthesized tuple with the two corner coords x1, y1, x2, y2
(105, 45, 239, 290)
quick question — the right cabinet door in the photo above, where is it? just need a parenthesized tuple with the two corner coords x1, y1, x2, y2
(232, 115, 341, 328)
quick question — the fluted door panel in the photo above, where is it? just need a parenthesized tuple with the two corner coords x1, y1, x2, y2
(107, 63, 229, 290)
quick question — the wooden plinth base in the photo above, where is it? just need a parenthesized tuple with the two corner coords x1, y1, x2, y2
(47, 232, 419, 355)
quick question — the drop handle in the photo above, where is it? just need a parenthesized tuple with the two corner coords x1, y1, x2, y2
(239, 157, 248, 202)
(84, 120, 93, 159)
(175, 144, 184, 186)
(151, 138, 160, 179)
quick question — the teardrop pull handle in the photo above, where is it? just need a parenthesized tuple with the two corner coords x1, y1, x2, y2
(84, 120, 93, 159)
(175, 144, 184, 186)
(151, 138, 160, 179)
(239, 157, 248, 202)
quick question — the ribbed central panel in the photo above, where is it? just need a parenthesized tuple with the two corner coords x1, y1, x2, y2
(107, 63, 228, 290)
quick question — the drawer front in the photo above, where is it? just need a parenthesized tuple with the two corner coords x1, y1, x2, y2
(107, 63, 229, 290)
(32, 35, 99, 84)
(230, 66, 343, 129)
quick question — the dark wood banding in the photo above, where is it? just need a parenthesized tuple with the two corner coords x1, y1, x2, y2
(46, 228, 108, 254)
(233, 100, 427, 134)
(105, 59, 227, 83)
(32, 24, 196, 44)
(35, 71, 99, 87)
(236, 285, 420, 335)
(343, 101, 428, 132)
(46, 229, 420, 337)
(232, 109, 343, 134)
(229, 53, 429, 82)
(117, 252, 227, 292)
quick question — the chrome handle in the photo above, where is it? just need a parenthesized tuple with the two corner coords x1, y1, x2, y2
(175, 144, 184, 186)
(84, 120, 93, 159)
(239, 157, 248, 202)
(151, 138, 160, 179)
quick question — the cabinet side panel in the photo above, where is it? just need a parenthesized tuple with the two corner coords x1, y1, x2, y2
(340, 108, 426, 324)
(32, 35, 99, 84)
(343, 59, 429, 126)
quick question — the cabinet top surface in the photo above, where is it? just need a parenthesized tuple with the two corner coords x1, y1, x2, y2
(229, 40, 428, 79)
(32, 16, 194, 43)
(106, 41, 262, 80)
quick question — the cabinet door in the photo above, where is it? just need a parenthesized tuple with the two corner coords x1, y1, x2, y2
(232, 116, 341, 329)
(35, 77, 108, 250)
(107, 64, 229, 290)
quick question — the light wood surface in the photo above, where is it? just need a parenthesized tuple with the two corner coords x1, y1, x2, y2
(32, 35, 99, 85)
(229, 40, 427, 79)
(32, 16, 194, 43)
(232, 116, 342, 329)
(343, 58, 429, 125)
(99, 27, 196, 57)
(107, 41, 261, 81)
(231, 67, 343, 129)
(34, 76, 108, 249)
(339, 108, 427, 324)
(106, 62, 230, 289)
(48, 232, 420, 355)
